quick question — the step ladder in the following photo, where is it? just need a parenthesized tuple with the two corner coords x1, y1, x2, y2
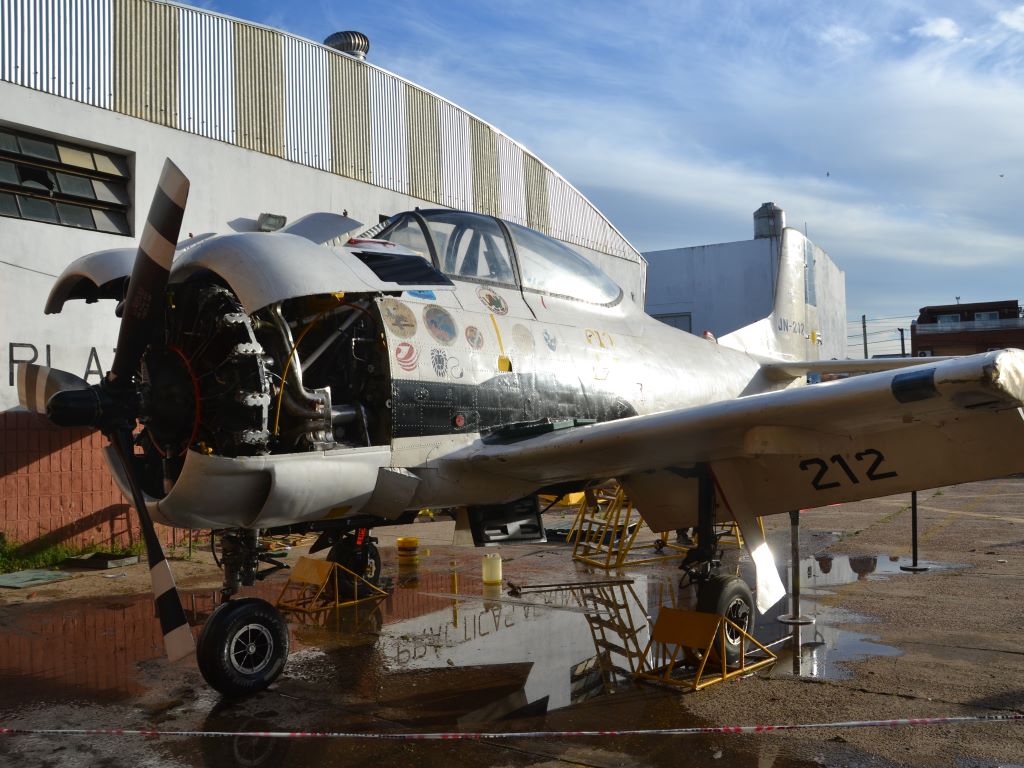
(276, 556, 386, 615)
(571, 581, 649, 693)
(571, 485, 689, 569)
(635, 607, 776, 691)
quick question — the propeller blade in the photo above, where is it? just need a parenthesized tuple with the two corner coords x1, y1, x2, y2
(110, 429, 194, 662)
(16, 363, 89, 415)
(110, 159, 190, 384)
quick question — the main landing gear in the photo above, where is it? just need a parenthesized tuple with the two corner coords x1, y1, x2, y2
(199, 525, 381, 697)
(678, 464, 756, 665)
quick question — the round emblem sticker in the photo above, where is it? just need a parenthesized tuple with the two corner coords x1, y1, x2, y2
(465, 325, 485, 350)
(380, 298, 417, 339)
(394, 342, 419, 372)
(423, 305, 457, 345)
(477, 286, 508, 315)
(512, 324, 535, 353)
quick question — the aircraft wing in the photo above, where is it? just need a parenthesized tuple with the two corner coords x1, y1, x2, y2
(444, 349, 1024, 521)
(441, 349, 1024, 612)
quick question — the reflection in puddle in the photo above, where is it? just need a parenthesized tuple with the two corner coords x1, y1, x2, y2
(744, 553, 920, 680)
(0, 550, 942, 729)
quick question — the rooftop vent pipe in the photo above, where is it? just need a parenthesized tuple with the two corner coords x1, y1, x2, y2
(324, 31, 370, 60)
(753, 202, 785, 239)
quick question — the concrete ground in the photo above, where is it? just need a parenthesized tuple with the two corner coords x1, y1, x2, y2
(0, 479, 1022, 767)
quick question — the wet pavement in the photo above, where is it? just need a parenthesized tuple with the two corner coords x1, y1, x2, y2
(1, 481, 1023, 766)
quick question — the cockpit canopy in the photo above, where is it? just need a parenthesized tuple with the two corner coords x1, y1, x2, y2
(366, 209, 622, 306)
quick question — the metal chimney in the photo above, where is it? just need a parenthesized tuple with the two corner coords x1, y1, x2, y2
(753, 202, 785, 239)
(324, 31, 370, 60)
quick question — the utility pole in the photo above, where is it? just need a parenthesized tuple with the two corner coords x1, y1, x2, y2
(898, 328, 906, 357)
(862, 314, 868, 359)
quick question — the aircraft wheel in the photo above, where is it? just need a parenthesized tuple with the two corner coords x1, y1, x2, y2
(696, 574, 754, 665)
(197, 598, 289, 697)
(327, 540, 382, 587)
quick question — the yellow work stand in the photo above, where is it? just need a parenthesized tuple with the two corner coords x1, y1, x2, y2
(276, 556, 386, 615)
(636, 607, 776, 691)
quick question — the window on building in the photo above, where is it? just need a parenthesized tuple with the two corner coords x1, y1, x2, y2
(974, 311, 999, 324)
(0, 126, 131, 235)
(937, 313, 960, 324)
(654, 313, 693, 333)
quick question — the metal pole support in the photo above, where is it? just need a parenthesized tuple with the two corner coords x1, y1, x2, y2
(900, 491, 929, 573)
(779, 510, 814, 626)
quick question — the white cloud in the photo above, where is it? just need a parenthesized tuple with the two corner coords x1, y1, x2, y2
(910, 17, 962, 41)
(819, 25, 869, 50)
(997, 5, 1024, 32)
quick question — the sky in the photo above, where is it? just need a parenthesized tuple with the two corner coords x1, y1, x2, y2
(198, 0, 1024, 356)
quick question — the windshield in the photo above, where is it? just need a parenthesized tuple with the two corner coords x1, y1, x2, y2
(505, 221, 621, 305)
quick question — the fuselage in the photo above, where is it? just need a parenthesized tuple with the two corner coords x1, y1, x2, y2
(127, 210, 790, 529)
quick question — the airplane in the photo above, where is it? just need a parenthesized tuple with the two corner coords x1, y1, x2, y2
(17, 158, 1024, 697)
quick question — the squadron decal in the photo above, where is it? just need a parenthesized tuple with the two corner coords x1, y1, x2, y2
(465, 325, 485, 350)
(423, 306, 457, 345)
(430, 348, 448, 377)
(542, 329, 557, 352)
(394, 342, 419, 372)
(512, 324, 535, 353)
(477, 286, 508, 315)
(380, 298, 417, 339)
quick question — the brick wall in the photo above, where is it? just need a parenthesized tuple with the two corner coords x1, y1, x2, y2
(0, 411, 189, 553)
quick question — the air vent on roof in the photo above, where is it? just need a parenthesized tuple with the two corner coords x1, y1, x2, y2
(324, 31, 370, 60)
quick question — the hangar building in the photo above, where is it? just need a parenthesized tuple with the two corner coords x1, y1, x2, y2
(0, 0, 644, 551)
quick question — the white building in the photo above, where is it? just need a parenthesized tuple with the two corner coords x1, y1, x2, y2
(644, 203, 847, 362)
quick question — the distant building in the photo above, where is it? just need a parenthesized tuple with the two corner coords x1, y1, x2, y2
(643, 203, 847, 361)
(911, 300, 1024, 356)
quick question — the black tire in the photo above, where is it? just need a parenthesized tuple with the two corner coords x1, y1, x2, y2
(196, 598, 289, 697)
(696, 574, 755, 665)
(327, 540, 382, 587)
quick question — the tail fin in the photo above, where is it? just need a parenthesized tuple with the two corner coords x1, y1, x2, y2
(719, 227, 843, 361)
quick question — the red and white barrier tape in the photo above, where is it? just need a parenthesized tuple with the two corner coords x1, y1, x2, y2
(1, 712, 1021, 740)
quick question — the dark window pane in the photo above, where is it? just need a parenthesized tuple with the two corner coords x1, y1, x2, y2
(57, 171, 96, 198)
(94, 208, 130, 235)
(19, 195, 59, 223)
(93, 178, 129, 204)
(0, 160, 17, 185)
(0, 192, 19, 217)
(18, 136, 59, 161)
(0, 131, 17, 153)
(57, 202, 96, 229)
(17, 164, 56, 192)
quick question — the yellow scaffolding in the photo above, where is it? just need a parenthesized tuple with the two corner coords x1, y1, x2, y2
(276, 556, 386, 615)
(636, 607, 776, 691)
(571, 486, 689, 569)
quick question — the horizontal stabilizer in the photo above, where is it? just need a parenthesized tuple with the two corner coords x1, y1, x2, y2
(761, 356, 954, 382)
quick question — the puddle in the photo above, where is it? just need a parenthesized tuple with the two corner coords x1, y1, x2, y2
(734, 552, 952, 680)
(0, 549, 954, 729)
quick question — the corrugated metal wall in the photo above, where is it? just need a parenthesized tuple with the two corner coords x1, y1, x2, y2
(437, 99, 472, 211)
(233, 21, 283, 157)
(115, 0, 177, 128)
(0, 0, 113, 108)
(1, 0, 639, 263)
(177, 6, 234, 143)
(328, 51, 370, 182)
(405, 85, 440, 203)
(283, 35, 330, 171)
(470, 117, 499, 218)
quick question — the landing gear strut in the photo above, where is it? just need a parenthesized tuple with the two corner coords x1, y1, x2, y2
(678, 464, 756, 661)
(200, 528, 291, 697)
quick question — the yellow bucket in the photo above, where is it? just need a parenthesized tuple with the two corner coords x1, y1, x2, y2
(397, 536, 419, 566)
